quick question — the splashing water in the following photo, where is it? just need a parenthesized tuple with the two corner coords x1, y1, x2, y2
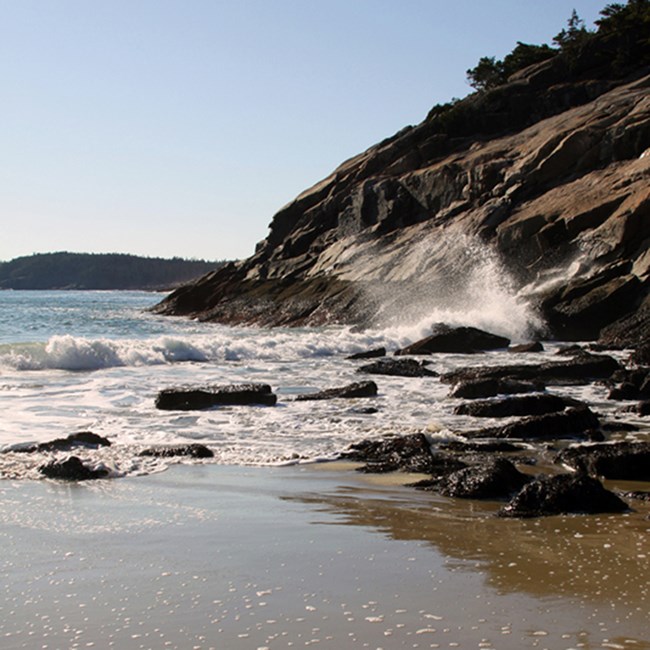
(359, 233, 544, 342)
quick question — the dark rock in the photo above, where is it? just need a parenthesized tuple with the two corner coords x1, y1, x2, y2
(454, 394, 569, 418)
(139, 444, 214, 459)
(542, 266, 644, 341)
(509, 342, 544, 353)
(7, 431, 111, 454)
(346, 347, 386, 360)
(342, 433, 465, 475)
(498, 473, 629, 518)
(395, 324, 510, 355)
(630, 343, 650, 366)
(636, 400, 650, 416)
(295, 380, 378, 401)
(438, 458, 531, 500)
(441, 353, 621, 386)
(39, 456, 109, 481)
(449, 378, 545, 399)
(357, 358, 438, 378)
(608, 382, 643, 400)
(468, 406, 601, 441)
(623, 491, 650, 501)
(155, 383, 277, 410)
(438, 440, 523, 453)
(556, 442, 650, 480)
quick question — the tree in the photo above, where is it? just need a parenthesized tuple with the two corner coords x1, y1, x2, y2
(466, 56, 505, 91)
(553, 9, 590, 50)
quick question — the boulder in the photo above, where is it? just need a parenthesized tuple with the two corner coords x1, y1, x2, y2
(342, 433, 465, 475)
(357, 358, 438, 378)
(139, 444, 214, 459)
(467, 406, 601, 441)
(39, 456, 109, 481)
(556, 442, 650, 480)
(155, 383, 277, 410)
(498, 473, 629, 517)
(437, 458, 531, 500)
(346, 347, 386, 360)
(395, 325, 510, 355)
(449, 378, 545, 399)
(454, 394, 569, 418)
(295, 380, 378, 401)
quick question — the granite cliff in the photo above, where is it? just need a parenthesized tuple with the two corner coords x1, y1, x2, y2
(155, 7, 650, 345)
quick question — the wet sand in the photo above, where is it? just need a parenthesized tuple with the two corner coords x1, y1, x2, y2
(1, 463, 649, 650)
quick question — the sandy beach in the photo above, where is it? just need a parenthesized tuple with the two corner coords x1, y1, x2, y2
(1, 463, 648, 650)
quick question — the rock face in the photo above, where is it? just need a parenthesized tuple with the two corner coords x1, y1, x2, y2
(153, 27, 650, 344)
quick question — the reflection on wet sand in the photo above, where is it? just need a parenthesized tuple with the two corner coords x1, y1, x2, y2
(289, 470, 650, 640)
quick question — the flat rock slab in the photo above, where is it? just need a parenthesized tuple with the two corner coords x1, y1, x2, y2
(442, 353, 621, 386)
(556, 441, 650, 480)
(357, 358, 438, 378)
(454, 394, 570, 418)
(155, 383, 277, 410)
(498, 473, 628, 518)
(395, 325, 510, 355)
(295, 380, 378, 401)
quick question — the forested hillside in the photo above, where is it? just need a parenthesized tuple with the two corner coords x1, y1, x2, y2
(0, 252, 226, 290)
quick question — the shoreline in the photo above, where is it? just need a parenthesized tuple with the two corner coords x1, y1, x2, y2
(2, 462, 649, 649)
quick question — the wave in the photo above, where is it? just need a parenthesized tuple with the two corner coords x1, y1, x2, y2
(0, 328, 391, 372)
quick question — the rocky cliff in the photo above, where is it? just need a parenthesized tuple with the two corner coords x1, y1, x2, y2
(154, 16, 650, 345)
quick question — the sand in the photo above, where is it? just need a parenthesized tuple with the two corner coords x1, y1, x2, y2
(1, 463, 649, 650)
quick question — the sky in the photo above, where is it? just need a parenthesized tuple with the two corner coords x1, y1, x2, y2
(1, 0, 605, 262)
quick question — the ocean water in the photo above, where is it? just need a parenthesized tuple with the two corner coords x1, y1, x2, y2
(0, 289, 634, 480)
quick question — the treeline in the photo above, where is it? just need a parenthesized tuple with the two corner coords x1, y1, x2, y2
(466, 0, 650, 92)
(0, 252, 227, 290)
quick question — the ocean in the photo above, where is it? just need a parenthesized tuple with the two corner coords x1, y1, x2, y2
(0, 288, 632, 480)
(2, 290, 649, 650)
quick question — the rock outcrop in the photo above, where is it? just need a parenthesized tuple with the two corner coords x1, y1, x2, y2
(154, 21, 650, 345)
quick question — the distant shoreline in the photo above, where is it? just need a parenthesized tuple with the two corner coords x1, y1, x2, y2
(0, 251, 228, 291)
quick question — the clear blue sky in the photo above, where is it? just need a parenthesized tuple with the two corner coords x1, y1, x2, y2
(1, 0, 604, 262)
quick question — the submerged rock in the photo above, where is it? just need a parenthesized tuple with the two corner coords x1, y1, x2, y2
(39, 456, 110, 481)
(295, 380, 378, 401)
(467, 406, 601, 441)
(155, 383, 277, 410)
(139, 444, 214, 459)
(357, 358, 438, 378)
(498, 473, 628, 518)
(6, 431, 111, 454)
(556, 442, 650, 480)
(437, 458, 531, 500)
(449, 378, 545, 399)
(454, 394, 569, 418)
(395, 325, 510, 355)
